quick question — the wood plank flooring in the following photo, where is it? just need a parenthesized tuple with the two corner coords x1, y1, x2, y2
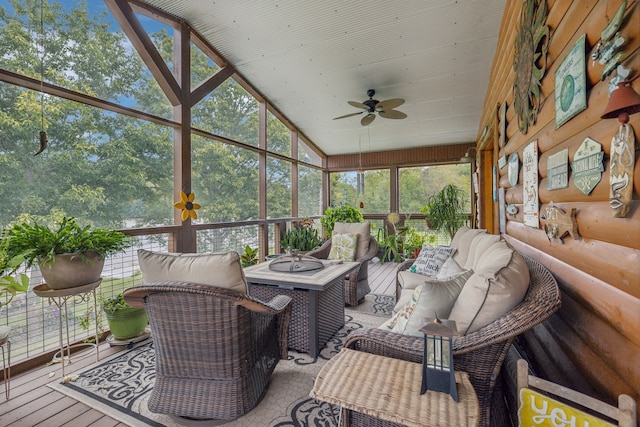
(0, 261, 399, 426)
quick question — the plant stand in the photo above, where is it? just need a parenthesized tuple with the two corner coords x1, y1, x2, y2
(33, 280, 101, 377)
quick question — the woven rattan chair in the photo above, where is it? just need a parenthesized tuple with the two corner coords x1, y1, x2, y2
(342, 254, 561, 427)
(123, 282, 292, 422)
(307, 235, 378, 306)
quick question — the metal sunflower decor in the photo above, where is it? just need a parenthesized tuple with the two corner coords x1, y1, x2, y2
(513, 0, 550, 134)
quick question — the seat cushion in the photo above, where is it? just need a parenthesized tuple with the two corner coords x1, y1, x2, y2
(449, 241, 530, 335)
(384, 269, 474, 337)
(334, 222, 370, 259)
(137, 249, 248, 294)
(328, 232, 359, 261)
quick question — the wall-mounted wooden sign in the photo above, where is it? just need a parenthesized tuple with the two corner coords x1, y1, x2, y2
(610, 123, 635, 218)
(555, 34, 587, 128)
(547, 148, 569, 190)
(542, 203, 579, 244)
(498, 155, 507, 169)
(571, 137, 604, 196)
(508, 152, 519, 187)
(519, 388, 616, 427)
(523, 140, 539, 228)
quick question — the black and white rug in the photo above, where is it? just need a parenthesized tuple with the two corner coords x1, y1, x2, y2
(48, 294, 393, 427)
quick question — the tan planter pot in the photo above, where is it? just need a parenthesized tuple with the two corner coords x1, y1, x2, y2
(39, 252, 105, 290)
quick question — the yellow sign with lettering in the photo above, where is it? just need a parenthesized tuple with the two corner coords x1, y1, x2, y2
(519, 388, 616, 427)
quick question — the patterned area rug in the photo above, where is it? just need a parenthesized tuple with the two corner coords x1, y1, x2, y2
(48, 295, 393, 427)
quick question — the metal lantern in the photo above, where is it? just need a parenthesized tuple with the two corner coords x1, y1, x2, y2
(419, 317, 460, 401)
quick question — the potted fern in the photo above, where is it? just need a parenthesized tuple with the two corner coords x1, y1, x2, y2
(3, 217, 130, 290)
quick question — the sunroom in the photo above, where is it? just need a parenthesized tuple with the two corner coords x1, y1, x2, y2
(0, 1, 638, 426)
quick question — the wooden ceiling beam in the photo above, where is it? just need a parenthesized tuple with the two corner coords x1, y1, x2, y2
(105, 0, 182, 106)
(190, 67, 234, 107)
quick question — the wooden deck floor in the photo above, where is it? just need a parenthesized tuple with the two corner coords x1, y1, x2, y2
(0, 261, 399, 426)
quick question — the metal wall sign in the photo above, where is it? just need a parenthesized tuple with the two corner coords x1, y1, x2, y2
(555, 34, 587, 128)
(547, 148, 569, 190)
(523, 140, 539, 228)
(571, 137, 604, 196)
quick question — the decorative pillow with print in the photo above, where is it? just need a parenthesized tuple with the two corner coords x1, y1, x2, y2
(409, 244, 435, 273)
(410, 245, 456, 276)
(327, 232, 359, 262)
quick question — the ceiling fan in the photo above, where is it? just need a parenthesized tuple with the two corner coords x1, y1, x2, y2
(333, 89, 407, 126)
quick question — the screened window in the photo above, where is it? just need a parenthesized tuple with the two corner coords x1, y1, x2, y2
(267, 156, 292, 218)
(399, 164, 472, 214)
(298, 165, 322, 217)
(329, 169, 390, 213)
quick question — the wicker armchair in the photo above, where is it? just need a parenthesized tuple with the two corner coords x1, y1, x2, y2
(307, 235, 378, 306)
(342, 255, 561, 427)
(123, 282, 292, 422)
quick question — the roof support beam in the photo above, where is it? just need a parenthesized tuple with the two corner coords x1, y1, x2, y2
(105, 0, 182, 106)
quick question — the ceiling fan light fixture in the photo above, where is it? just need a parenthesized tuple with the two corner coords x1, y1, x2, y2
(333, 89, 407, 126)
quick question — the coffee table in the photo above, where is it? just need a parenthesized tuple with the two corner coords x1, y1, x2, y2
(244, 260, 358, 357)
(311, 348, 479, 426)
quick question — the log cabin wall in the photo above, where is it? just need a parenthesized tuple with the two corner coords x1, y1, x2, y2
(477, 0, 640, 418)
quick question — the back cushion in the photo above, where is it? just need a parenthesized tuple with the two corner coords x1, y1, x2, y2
(137, 249, 248, 294)
(449, 242, 530, 335)
(334, 222, 370, 259)
(451, 227, 488, 267)
(463, 232, 501, 270)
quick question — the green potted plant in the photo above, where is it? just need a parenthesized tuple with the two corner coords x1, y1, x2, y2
(420, 184, 467, 239)
(320, 205, 364, 239)
(281, 224, 320, 253)
(100, 293, 148, 340)
(3, 217, 130, 290)
(240, 245, 259, 267)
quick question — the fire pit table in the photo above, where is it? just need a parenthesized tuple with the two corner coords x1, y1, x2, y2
(244, 259, 358, 357)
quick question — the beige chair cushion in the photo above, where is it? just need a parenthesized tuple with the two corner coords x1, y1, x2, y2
(137, 249, 248, 294)
(384, 269, 474, 337)
(451, 226, 488, 267)
(463, 232, 501, 270)
(327, 232, 358, 262)
(449, 241, 530, 335)
(334, 221, 370, 259)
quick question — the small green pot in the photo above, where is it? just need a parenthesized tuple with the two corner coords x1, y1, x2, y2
(104, 306, 148, 340)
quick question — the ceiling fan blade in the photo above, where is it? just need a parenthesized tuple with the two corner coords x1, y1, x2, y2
(348, 101, 370, 110)
(333, 112, 364, 120)
(376, 98, 405, 110)
(361, 114, 376, 126)
(379, 109, 407, 119)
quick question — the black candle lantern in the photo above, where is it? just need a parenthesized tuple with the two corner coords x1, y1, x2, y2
(419, 317, 460, 401)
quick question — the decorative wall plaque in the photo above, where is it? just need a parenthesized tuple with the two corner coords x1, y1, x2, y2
(513, 0, 550, 134)
(542, 202, 580, 244)
(508, 152, 520, 187)
(555, 35, 587, 128)
(610, 123, 635, 217)
(523, 140, 539, 228)
(547, 148, 569, 190)
(571, 137, 604, 196)
(498, 155, 507, 169)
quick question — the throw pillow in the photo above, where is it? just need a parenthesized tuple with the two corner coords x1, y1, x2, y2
(436, 256, 465, 280)
(333, 222, 370, 260)
(137, 249, 248, 294)
(385, 269, 474, 337)
(410, 245, 456, 276)
(327, 232, 359, 262)
(409, 244, 435, 273)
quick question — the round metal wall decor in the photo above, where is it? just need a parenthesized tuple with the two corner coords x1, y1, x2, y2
(513, 0, 550, 134)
